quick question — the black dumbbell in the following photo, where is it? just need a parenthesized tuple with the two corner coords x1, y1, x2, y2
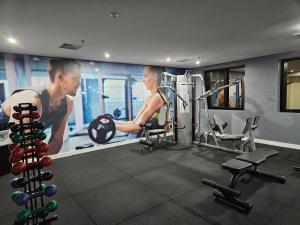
(10, 122, 45, 132)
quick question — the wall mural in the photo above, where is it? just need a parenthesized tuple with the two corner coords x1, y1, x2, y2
(0, 53, 185, 155)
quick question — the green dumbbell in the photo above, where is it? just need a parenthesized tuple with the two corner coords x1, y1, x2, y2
(16, 200, 58, 223)
(11, 132, 47, 143)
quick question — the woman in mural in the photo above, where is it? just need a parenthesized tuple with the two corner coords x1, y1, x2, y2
(3, 58, 81, 155)
(215, 89, 235, 107)
(113, 65, 167, 134)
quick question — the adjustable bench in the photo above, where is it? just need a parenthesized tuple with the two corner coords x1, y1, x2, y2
(203, 149, 286, 212)
(213, 116, 260, 152)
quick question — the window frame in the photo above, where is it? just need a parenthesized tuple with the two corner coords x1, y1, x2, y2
(280, 57, 300, 113)
(204, 65, 245, 111)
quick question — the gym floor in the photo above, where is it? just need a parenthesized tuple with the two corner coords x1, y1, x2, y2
(0, 143, 300, 225)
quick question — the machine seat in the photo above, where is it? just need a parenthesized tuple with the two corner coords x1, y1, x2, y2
(148, 129, 166, 134)
(216, 133, 244, 140)
(222, 159, 253, 173)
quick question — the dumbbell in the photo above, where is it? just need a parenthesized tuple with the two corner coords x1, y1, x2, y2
(9, 146, 25, 164)
(8, 122, 15, 129)
(15, 200, 58, 224)
(12, 112, 40, 120)
(12, 157, 52, 175)
(9, 143, 20, 152)
(10, 171, 53, 189)
(10, 132, 47, 143)
(13, 105, 38, 112)
(9, 143, 48, 154)
(9, 143, 49, 163)
(10, 151, 46, 164)
(12, 184, 57, 206)
(9, 140, 48, 151)
(10, 122, 45, 133)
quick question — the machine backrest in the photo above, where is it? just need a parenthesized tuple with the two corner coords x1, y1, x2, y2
(158, 104, 168, 126)
(251, 116, 260, 130)
(213, 114, 225, 134)
(253, 116, 260, 126)
(242, 117, 253, 134)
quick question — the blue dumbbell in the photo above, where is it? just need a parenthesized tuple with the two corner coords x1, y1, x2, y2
(12, 184, 57, 206)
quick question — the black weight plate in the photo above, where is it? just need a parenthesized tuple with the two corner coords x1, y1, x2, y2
(88, 115, 116, 144)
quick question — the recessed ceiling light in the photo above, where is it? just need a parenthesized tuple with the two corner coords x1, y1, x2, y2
(110, 11, 120, 18)
(32, 57, 40, 61)
(105, 53, 110, 58)
(195, 60, 200, 65)
(290, 70, 294, 73)
(292, 32, 300, 36)
(166, 57, 171, 62)
(95, 68, 100, 72)
(7, 37, 17, 44)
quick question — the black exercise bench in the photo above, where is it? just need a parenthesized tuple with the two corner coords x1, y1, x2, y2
(203, 149, 286, 212)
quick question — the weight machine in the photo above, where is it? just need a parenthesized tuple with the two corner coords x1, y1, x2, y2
(193, 75, 258, 154)
(139, 73, 189, 152)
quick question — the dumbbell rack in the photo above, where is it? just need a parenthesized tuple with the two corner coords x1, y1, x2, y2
(9, 103, 58, 225)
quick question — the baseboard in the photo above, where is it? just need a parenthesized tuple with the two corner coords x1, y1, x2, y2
(255, 138, 300, 151)
(52, 135, 300, 160)
(52, 132, 174, 160)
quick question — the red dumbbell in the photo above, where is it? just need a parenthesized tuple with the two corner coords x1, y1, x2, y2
(9, 146, 25, 163)
(12, 157, 52, 175)
(12, 112, 40, 120)
(9, 147, 47, 164)
(38, 143, 49, 153)
(9, 144, 19, 152)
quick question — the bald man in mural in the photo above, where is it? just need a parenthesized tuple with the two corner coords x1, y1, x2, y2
(3, 58, 81, 155)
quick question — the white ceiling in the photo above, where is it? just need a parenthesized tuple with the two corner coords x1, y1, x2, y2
(0, 0, 300, 68)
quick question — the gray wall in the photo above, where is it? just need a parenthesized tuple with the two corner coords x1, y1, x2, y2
(192, 51, 300, 145)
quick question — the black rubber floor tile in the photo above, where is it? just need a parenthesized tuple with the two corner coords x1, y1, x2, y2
(134, 163, 203, 198)
(175, 184, 282, 225)
(54, 196, 96, 225)
(56, 160, 129, 194)
(89, 144, 140, 162)
(119, 200, 212, 225)
(267, 207, 300, 225)
(174, 156, 230, 184)
(0, 212, 18, 225)
(207, 203, 282, 225)
(74, 177, 168, 225)
(149, 147, 199, 163)
(245, 176, 300, 206)
(52, 153, 103, 174)
(107, 153, 170, 176)
(173, 185, 230, 219)
(0, 173, 14, 189)
(289, 194, 300, 210)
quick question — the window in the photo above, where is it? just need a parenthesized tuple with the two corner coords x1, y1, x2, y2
(132, 81, 150, 119)
(204, 66, 245, 110)
(280, 58, 300, 112)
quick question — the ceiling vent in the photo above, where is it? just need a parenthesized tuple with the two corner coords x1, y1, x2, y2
(59, 43, 83, 50)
